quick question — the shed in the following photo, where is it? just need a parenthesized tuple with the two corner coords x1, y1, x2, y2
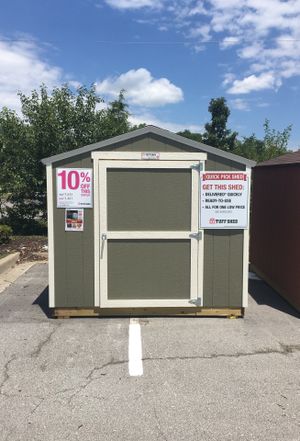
(42, 126, 255, 318)
(250, 150, 300, 312)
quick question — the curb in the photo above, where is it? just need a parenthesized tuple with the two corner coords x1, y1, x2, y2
(0, 252, 20, 275)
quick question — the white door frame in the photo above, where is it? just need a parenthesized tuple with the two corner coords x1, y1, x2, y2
(93, 153, 206, 308)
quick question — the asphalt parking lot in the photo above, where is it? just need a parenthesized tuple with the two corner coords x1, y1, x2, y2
(0, 264, 299, 441)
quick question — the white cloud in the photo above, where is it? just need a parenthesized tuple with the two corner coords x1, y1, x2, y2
(189, 24, 211, 42)
(129, 111, 203, 133)
(238, 42, 263, 59)
(104, 0, 161, 9)
(69, 80, 82, 89)
(0, 40, 63, 111)
(188, 2, 207, 16)
(95, 68, 183, 107)
(227, 72, 282, 94)
(96, 101, 108, 111)
(220, 37, 239, 49)
(103, 0, 300, 95)
(222, 72, 236, 86)
(230, 98, 250, 111)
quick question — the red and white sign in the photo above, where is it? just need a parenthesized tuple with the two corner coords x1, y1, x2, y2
(65, 209, 84, 232)
(56, 168, 92, 208)
(200, 171, 249, 229)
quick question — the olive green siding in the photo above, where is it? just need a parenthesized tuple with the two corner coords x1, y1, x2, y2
(203, 231, 244, 307)
(53, 155, 94, 307)
(108, 240, 190, 300)
(52, 133, 245, 308)
(107, 169, 191, 231)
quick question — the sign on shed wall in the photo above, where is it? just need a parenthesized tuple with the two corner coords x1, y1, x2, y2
(200, 171, 249, 229)
(56, 168, 93, 208)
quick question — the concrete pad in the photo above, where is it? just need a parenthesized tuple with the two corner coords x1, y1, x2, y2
(0, 261, 37, 294)
(0, 264, 299, 441)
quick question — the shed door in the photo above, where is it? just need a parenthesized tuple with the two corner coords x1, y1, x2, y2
(97, 160, 203, 308)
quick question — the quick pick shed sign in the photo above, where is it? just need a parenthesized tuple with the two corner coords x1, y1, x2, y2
(200, 171, 249, 229)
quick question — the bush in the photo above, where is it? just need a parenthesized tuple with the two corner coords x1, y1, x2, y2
(1, 217, 47, 236)
(0, 225, 13, 244)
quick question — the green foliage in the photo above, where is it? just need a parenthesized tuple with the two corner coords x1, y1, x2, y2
(234, 134, 265, 162)
(261, 119, 292, 161)
(234, 119, 292, 162)
(177, 130, 203, 143)
(0, 225, 12, 244)
(0, 85, 294, 235)
(178, 97, 292, 163)
(202, 97, 238, 152)
(0, 84, 131, 232)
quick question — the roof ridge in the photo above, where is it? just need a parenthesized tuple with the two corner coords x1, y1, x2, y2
(42, 125, 256, 167)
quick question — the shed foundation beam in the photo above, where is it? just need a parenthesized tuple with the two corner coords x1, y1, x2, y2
(53, 307, 243, 318)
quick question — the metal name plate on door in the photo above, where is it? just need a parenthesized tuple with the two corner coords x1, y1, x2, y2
(141, 152, 160, 160)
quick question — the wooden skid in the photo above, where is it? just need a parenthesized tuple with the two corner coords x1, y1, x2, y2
(53, 307, 243, 319)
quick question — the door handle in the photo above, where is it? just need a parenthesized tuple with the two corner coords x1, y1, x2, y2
(101, 233, 107, 259)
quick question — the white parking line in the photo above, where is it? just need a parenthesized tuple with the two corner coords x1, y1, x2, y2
(128, 318, 143, 377)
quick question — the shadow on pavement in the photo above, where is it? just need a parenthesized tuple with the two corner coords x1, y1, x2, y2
(32, 286, 53, 319)
(249, 279, 300, 319)
(33, 281, 300, 320)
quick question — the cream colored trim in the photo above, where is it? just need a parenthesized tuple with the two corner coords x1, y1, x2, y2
(190, 166, 199, 303)
(242, 167, 251, 308)
(93, 158, 100, 307)
(91, 152, 207, 161)
(97, 160, 200, 169)
(100, 299, 200, 308)
(46, 165, 55, 308)
(198, 161, 205, 307)
(96, 159, 205, 309)
(107, 231, 192, 239)
(99, 163, 108, 308)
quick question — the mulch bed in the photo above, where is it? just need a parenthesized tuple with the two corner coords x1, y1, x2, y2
(0, 236, 48, 262)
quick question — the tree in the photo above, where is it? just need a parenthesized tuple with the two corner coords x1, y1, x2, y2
(262, 119, 292, 161)
(234, 119, 292, 162)
(177, 129, 203, 143)
(234, 134, 265, 162)
(0, 84, 131, 233)
(202, 97, 237, 151)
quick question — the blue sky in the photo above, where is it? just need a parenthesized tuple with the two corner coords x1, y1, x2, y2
(0, 0, 299, 148)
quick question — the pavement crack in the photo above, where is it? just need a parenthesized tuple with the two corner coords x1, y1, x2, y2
(65, 359, 127, 405)
(30, 324, 60, 358)
(153, 407, 168, 441)
(29, 397, 45, 416)
(143, 344, 300, 363)
(81, 359, 127, 388)
(0, 354, 16, 397)
(279, 343, 300, 354)
(89, 359, 127, 377)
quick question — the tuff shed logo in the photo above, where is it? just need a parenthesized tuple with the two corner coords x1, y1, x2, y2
(209, 218, 217, 224)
